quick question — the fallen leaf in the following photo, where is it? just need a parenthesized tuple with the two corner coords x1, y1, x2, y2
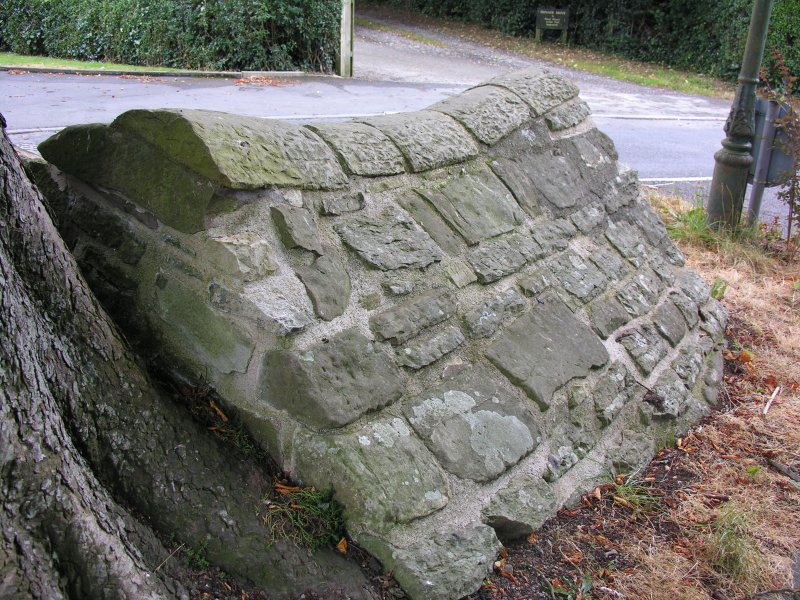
(526, 532, 539, 544)
(336, 538, 348, 554)
(210, 400, 229, 422)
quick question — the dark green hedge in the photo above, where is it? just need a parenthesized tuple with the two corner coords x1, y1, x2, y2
(368, 0, 799, 83)
(0, 0, 341, 72)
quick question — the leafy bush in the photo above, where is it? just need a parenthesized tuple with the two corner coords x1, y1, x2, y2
(365, 0, 799, 83)
(0, 0, 341, 72)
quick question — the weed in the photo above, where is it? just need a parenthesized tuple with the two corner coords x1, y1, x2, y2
(705, 505, 770, 591)
(711, 276, 729, 300)
(610, 474, 658, 514)
(260, 483, 345, 550)
(541, 571, 593, 599)
(182, 541, 210, 570)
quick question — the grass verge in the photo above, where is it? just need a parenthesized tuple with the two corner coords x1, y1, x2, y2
(358, 4, 734, 98)
(0, 51, 188, 73)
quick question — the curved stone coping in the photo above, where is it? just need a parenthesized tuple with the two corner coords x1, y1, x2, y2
(35, 66, 726, 600)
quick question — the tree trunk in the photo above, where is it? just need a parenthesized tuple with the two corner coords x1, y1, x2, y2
(0, 118, 373, 598)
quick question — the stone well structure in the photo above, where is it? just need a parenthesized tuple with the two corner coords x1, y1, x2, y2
(36, 68, 725, 600)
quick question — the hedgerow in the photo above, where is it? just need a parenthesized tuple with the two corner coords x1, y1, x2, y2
(368, 0, 799, 83)
(0, 0, 341, 72)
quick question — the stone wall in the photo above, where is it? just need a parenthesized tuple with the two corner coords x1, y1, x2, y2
(36, 68, 726, 600)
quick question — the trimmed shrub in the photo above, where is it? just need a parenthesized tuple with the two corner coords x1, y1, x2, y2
(0, 0, 341, 72)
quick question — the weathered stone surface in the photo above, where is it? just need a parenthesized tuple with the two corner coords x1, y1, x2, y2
(405, 369, 540, 481)
(608, 430, 655, 473)
(360, 111, 478, 172)
(463, 288, 526, 338)
(320, 192, 365, 216)
(673, 343, 705, 389)
(571, 202, 606, 233)
(518, 268, 559, 297)
(677, 270, 711, 304)
(383, 279, 414, 296)
(548, 250, 608, 305)
(296, 253, 351, 321)
(653, 301, 687, 347)
(589, 243, 630, 280)
(617, 324, 670, 375)
(376, 524, 501, 600)
(397, 190, 464, 255)
(370, 287, 458, 345)
(616, 269, 662, 317)
(396, 326, 465, 369)
(589, 295, 631, 339)
(544, 445, 580, 481)
(544, 99, 592, 131)
(485, 69, 579, 116)
(262, 329, 404, 429)
(467, 238, 528, 284)
(244, 276, 314, 334)
(446, 260, 478, 288)
(592, 363, 635, 426)
(492, 153, 588, 213)
(484, 476, 557, 541)
(531, 218, 577, 253)
(487, 295, 609, 409)
(605, 221, 652, 267)
(271, 205, 323, 254)
(294, 417, 448, 529)
(335, 211, 444, 270)
(307, 122, 406, 176)
(669, 290, 700, 328)
(645, 370, 689, 420)
(155, 278, 255, 375)
(432, 85, 531, 145)
(212, 232, 278, 281)
(700, 298, 728, 340)
(416, 166, 524, 245)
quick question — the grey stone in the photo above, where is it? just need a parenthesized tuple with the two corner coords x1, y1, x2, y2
(493, 153, 588, 213)
(320, 192, 365, 216)
(506, 231, 546, 262)
(559, 131, 619, 187)
(589, 295, 631, 339)
(605, 222, 652, 267)
(566, 384, 603, 453)
(307, 122, 406, 176)
(618, 268, 663, 317)
(378, 524, 501, 600)
(589, 243, 630, 281)
(446, 260, 478, 288)
(700, 298, 728, 340)
(396, 326, 465, 370)
(463, 288, 527, 338)
(607, 430, 655, 473)
(672, 344, 704, 389)
(593, 362, 634, 426)
(359, 111, 478, 172)
(335, 211, 444, 271)
(466, 238, 528, 284)
(548, 250, 608, 304)
(669, 290, 700, 328)
(644, 370, 689, 420)
(630, 198, 670, 246)
(487, 295, 609, 409)
(212, 232, 278, 281)
(518, 268, 559, 298)
(416, 166, 524, 245)
(678, 270, 711, 304)
(383, 279, 414, 296)
(271, 205, 323, 254)
(261, 329, 404, 429)
(653, 301, 687, 347)
(293, 417, 448, 530)
(432, 85, 531, 145)
(405, 369, 541, 482)
(571, 202, 606, 233)
(648, 255, 676, 285)
(617, 324, 670, 375)
(484, 476, 557, 541)
(397, 189, 464, 256)
(360, 292, 383, 310)
(154, 279, 255, 375)
(544, 445, 580, 481)
(243, 277, 314, 335)
(484, 69, 579, 116)
(544, 99, 592, 131)
(296, 253, 351, 321)
(370, 287, 458, 345)
(531, 218, 577, 253)
(603, 167, 639, 214)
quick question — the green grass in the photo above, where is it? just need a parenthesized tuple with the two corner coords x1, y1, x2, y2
(355, 17, 447, 48)
(0, 52, 186, 73)
(260, 486, 345, 550)
(705, 506, 769, 591)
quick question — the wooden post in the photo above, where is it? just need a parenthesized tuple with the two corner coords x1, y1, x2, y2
(338, 0, 354, 77)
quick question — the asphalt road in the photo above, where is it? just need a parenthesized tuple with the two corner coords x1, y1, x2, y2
(0, 13, 785, 224)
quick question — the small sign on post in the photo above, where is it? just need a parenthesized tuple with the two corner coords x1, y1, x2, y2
(535, 7, 570, 44)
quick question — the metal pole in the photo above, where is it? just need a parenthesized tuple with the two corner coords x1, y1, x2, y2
(706, 0, 773, 229)
(746, 99, 780, 227)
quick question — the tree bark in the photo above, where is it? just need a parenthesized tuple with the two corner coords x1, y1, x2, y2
(0, 119, 373, 598)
